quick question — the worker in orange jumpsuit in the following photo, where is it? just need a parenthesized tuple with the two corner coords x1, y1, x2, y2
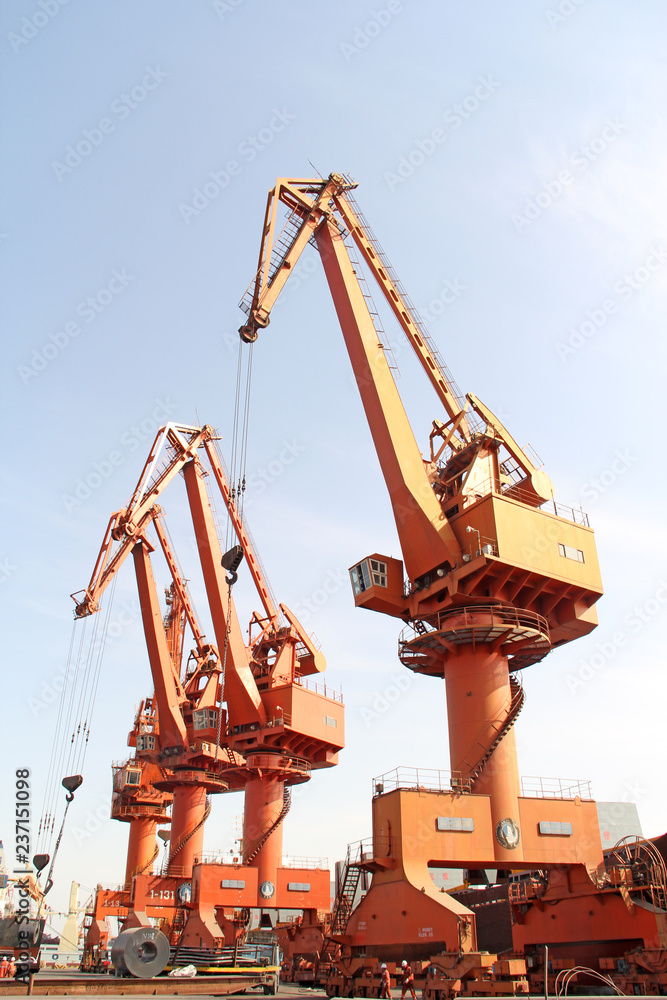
(401, 960, 417, 1000)
(0, 955, 8, 978)
(380, 963, 391, 999)
(7, 958, 15, 979)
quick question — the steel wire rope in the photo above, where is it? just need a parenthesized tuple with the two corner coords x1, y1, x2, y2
(71, 576, 117, 775)
(213, 582, 233, 763)
(226, 340, 254, 543)
(38, 577, 116, 857)
(152, 515, 206, 690)
(61, 612, 102, 781)
(37, 618, 78, 850)
(65, 575, 117, 777)
(226, 344, 245, 550)
(59, 609, 100, 778)
(216, 338, 254, 761)
(237, 343, 254, 523)
(37, 614, 90, 854)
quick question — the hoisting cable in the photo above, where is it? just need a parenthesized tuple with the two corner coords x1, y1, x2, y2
(37, 617, 82, 851)
(214, 546, 244, 763)
(214, 585, 232, 765)
(226, 345, 245, 550)
(226, 340, 254, 545)
(39, 610, 94, 851)
(19, 777, 83, 983)
(37, 613, 89, 855)
(69, 574, 117, 776)
(237, 343, 254, 523)
(40, 776, 83, 897)
(37, 575, 117, 857)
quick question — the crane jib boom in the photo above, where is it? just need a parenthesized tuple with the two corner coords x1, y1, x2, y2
(240, 176, 473, 434)
(239, 175, 472, 580)
(312, 215, 462, 577)
(238, 174, 565, 587)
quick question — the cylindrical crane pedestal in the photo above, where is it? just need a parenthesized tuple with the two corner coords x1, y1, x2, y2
(125, 818, 160, 883)
(445, 645, 523, 864)
(243, 775, 285, 896)
(168, 785, 208, 875)
(399, 605, 551, 865)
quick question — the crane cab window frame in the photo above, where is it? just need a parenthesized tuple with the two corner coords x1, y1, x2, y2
(136, 734, 156, 752)
(113, 764, 143, 791)
(369, 558, 387, 587)
(116, 766, 142, 788)
(193, 708, 218, 731)
(350, 558, 388, 595)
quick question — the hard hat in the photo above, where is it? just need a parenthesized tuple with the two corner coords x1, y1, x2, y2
(402, 960, 407, 966)
(381, 964, 387, 969)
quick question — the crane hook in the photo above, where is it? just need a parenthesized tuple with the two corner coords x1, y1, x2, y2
(221, 545, 244, 586)
(62, 773, 83, 803)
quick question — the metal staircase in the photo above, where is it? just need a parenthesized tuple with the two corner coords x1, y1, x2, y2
(165, 795, 212, 871)
(332, 845, 363, 934)
(244, 786, 292, 866)
(466, 674, 525, 787)
(316, 843, 364, 977)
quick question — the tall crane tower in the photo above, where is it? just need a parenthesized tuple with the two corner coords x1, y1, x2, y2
(236, 174, 663, 970)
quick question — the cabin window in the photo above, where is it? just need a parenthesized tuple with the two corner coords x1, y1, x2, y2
(350, 561, 372, 595)
(558, 543, 584, 563)
(370, 558, 387, 587)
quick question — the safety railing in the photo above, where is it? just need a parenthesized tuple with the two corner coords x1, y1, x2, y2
(399, 605, 550, 647)
(458, 475, 589, 526)
(282, 855, 328, 870)
(94, 882, 132, 894)
(193, 852, 242, 866)
(372, 767, 470, 796)
(550, 499, 590, 526)
(154, 864, 190, 878)
(520, 776, 593, 800)
(111, 802, 168, 820)
(294, 675, 344, 702)
(190, 852, 328, 869)
(164, 769, 228, 786)
(347, 836, 393, 864)
(461, 535, 499, 561)
(375, 771, 592, 802)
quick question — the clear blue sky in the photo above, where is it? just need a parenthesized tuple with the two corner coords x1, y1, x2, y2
(2, 0, 666, 925)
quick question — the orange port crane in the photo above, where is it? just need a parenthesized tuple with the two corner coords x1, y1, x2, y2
(239, 174, 607, 960)
(75, 421, 344, 953)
